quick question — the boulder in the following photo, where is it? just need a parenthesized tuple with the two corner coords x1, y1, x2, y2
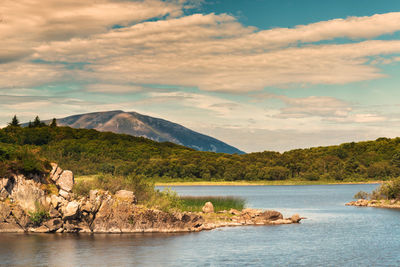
(10, 175, 45, 212)
(0, 202, 11, 222)
(44, 218, 63, 232)
(59, 189, 70, 199)
(0, 222, 24, 233)
(11, 205, 30, 229)
(202, 202, 214, 213)
(115, 190, 137, 204)
(50, 163, 63, 183)
(260, 210, 283, 221)
(290, 214, 301, 223)
(56, 171, 74, 192)
(51, 195, 62, 208)
(31, 225, 49, 233)
(229, 209, 241, 216)
(49, 207, 60, 218)
(63, 201, 79, 219)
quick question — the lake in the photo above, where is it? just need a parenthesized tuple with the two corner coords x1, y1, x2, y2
(1, 184, 400, 266)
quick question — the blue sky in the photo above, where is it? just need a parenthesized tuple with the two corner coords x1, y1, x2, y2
(1, 0, 400, 152)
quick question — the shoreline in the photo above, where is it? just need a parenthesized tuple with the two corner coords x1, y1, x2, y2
(155, 180, 384, 187)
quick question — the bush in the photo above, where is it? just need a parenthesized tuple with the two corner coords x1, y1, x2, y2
(371, 178, 400, 200)
(354, 191, 370, 200)
(28, 202, 49, 226)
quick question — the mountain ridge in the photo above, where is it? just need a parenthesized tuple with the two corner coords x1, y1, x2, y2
(38, 110, 244, 154)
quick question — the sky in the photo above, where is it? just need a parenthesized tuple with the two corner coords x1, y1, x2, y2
(1, 0, 400, 152)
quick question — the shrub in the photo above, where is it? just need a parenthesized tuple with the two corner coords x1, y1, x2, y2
(371, 178, 400, 200)
(354, 191, 370, 200)
(28, 202, 49, 226)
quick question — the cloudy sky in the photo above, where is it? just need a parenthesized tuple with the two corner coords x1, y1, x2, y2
(1, 0, 400, 152)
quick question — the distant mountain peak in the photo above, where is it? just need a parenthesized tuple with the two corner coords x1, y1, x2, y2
(44, 110, 245, 154)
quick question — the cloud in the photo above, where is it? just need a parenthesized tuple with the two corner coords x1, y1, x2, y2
(27, 12, 400, 92)
(276, 96, 352, 118)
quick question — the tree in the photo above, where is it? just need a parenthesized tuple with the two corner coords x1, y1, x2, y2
(8, 115, 20, 127)
(50, 118, 57, 127)
(32, 116, 45, 128)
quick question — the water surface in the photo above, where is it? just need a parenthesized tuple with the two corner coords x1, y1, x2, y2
(1, 184, 400, 266)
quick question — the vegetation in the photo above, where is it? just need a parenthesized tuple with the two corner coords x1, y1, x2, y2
(73, 174, 181, 212)
(179, 196, 245, 212)
(28, 202, 49, 226)
(354, 178, 400, 200)
(3, 115, 400, 184)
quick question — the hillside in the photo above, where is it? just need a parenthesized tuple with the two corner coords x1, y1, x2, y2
(38, 110, 244, 154)
(1, 123, 400, 182)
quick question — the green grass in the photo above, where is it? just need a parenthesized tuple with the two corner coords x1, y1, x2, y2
(179, 196, 246, 212)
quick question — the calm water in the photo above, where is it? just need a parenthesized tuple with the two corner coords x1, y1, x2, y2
(1, 184, 400, 266)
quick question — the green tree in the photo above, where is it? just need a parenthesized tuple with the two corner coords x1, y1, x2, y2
(50, 118, 57, 127)
(8, 115, 20, 127)
(32, 116, 45, 128)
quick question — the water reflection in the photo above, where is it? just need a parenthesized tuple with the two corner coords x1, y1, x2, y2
(2, 184, 400, 266)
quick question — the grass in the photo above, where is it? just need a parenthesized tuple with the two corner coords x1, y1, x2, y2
(179, 196, 246, 212)
(76, 175, 384, 186)
(155, 179, 384, 186)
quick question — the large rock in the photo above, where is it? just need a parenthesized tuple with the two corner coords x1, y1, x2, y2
(0, 202, 11, 222)
(44, 218, 63, 232)
(260, 210, 283, 221)
(11, 205, 30, 229)
(0, 222, 24, 233)
(9, 175, 45, 212)
(115, 190, 137, 204)
(63, 201, 79, 219)
(202, 202, 214, 213)
(56, 171, 74, 192)
(50, 163, 63, 182)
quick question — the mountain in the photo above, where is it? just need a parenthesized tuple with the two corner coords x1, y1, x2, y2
(43, 110, 245, 154)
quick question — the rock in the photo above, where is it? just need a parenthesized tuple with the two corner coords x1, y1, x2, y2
(290, 214, 301, 223)
(31, 225, 49, 233)
(89, 190, 99, 202)
(11, 205, 30, 229)
(50, 163, 63, 182)
(81, 201, 93, 213)
(56, 171, 74, 192)
(9, 174, 46, 212)
(63, 220, 80, 233)
(390, 199, 397, 205)
(49, 207, 60, 218)
(0, 222, 24, 233)
(51, 195, 62, 208)
(59, 189, 70, 199)
(229, 209, 241, 215)
(115, 190, 137, 204)
(44, 218, 63, 232)
(260, 210, 283, 221)
(0, 202, 11, 222)
(202, 202, 214, 213)
(63, 201, 79, 219)
(242, 208, 263, 217)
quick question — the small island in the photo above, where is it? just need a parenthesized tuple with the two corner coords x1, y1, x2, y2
(346, 178, 400, 209)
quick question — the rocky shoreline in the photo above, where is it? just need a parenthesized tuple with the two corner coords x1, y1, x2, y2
(0, 164, 303, 233)
(346, 199, 400, 209)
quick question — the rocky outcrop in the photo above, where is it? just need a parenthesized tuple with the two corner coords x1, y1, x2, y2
(346, 199, 400, 209)
(202, 202, 214, 213)
(0, 164, 303, 233)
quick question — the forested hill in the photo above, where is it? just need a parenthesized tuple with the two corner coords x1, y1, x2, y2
(1, 123, 400, 182)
